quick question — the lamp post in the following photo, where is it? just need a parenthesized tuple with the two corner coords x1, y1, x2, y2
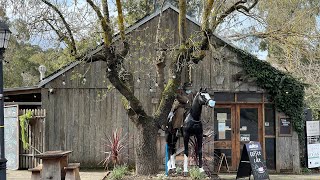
(0, 20, 11, 180)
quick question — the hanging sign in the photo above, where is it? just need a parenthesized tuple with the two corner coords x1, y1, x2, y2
(236, 141, 269, 180)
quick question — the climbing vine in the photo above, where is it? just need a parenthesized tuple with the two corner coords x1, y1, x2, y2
(235, 49, 305, 139)
(19, 110, 33, 149)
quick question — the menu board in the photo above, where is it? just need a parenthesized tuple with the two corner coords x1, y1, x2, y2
(306, 121, 320, 168)
(236, 141, 269, 180)
(279, 117, 292, 136)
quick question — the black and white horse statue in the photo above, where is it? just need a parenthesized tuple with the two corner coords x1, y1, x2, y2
(183, 88, 215, 175)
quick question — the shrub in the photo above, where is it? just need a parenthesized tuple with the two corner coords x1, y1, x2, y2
(189, 167, 206, 180)
(100, 129, 128, 169)
(110, 165, 128, 180)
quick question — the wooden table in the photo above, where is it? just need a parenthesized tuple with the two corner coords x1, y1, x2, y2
(35, 150, 72, 180)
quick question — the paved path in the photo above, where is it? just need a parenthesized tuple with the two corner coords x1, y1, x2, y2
(7, 170, 320, 180)
(8, 170, 107, 180)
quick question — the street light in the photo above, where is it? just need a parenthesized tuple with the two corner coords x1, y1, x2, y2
(0, 20, 11, 180)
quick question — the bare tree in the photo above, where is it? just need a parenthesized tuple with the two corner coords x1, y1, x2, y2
(3, 0, 259, 175)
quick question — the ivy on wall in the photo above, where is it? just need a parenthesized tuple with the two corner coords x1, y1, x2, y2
(235, 49, 305, 138)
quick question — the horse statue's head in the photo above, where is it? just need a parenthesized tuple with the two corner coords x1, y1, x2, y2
(197, 88, 215, 108)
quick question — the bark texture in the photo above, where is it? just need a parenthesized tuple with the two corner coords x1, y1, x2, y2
(134, 118, 158, 175)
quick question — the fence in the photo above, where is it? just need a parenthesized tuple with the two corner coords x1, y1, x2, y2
(18, 109, 46, 169)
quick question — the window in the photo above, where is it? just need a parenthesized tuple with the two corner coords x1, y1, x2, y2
(265, 104, 275, 136)
(214, 92, 235, 102)
(237, 93, 262, 102)
(265, 138, 276, 170)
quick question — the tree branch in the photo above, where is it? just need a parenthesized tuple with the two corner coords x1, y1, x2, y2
(44, 19, 67, 42)
(86, 0, 112, 46)
(155, 0, 166, 94)
(212, 0, 259, 30)
(115, 0, 129, 57)
(116, 0, 125, 41)
(179, 0, 187, 45)
(41, 0, 77, 55)
(202, 0, 214, 30)
(102, 0, 113, 45)
(107, 68, 149, 125)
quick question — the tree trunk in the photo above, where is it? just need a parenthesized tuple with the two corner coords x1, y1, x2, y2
(135, 118, 158, 175)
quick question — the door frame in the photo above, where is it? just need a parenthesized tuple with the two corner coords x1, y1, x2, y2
(235, 104, 264, 169)
(214, 103, 264, 171)
(213, 104, 237, 170)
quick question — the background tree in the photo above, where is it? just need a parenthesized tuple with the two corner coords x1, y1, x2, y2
(199, 0, 320, 116)
(225, 0, 320, 113)
(259, 1, 320, 113)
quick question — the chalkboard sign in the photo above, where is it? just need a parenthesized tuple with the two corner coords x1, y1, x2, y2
(279, 117, 292, 136)
(236, 141, 269, 180)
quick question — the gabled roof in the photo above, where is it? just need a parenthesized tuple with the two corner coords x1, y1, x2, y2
(38, 3, 245, 87)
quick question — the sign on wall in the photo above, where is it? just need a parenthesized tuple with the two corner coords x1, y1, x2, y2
(4, 105, 19, 170)
(279, 117, 292, 136)
(306, 121, 320, 168)
(217, 113, 227, 139)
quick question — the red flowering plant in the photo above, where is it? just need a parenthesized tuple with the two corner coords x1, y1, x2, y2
(99, 129, 128, 169)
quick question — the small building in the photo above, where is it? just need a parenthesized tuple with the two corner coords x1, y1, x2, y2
(7, 4, 303, 173)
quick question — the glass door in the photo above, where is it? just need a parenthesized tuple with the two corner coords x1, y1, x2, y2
(235, 104, 263, 169)
(213, 105, 236, 170)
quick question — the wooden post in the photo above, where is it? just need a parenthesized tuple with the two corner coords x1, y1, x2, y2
(64, 163, 81, 180)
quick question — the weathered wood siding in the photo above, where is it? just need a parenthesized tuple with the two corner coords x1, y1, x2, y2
(19, 109, 46, 169)
(41, 9, 185, 167)
(275, 112, 300, 173)
(41, 7, 299, 171)
(42, 61, 132, 167)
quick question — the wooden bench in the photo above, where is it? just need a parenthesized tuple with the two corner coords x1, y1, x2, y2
(64, 163, 81, 180)
(28, 164, 42, 180)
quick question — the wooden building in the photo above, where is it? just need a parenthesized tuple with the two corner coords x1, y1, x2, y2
(18, 4, 301, 172)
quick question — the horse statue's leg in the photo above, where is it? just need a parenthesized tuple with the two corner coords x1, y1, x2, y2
(195, 132, 204, 173)
(171, 129, 179, 172)
(183, 131, 191, 176)
(166, 129, 179, 174)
